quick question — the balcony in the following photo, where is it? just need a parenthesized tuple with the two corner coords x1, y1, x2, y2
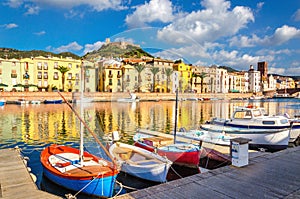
(108, 74, 113, 78)
(11, 74, 17, 78)
(117, 74, 122, 78)
(44, 75, 48, 79)
(53, 76, 59, 80)
(37, 75, 42, 79)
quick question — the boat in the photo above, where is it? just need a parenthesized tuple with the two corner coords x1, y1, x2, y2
(30, 100, 41, 104)
(200, 106, 292, 151)
(117, 93, 139, 102)
(133, 132, 201, 168)
(15, 98, 29, 105)
(0, 99, 5, 106)
(44, 99, 63, 104)
(273, 93, 294, 98)
(109, 140, 172, 183)
(176, 128, 231, 146)
(40, 144, 118, 197)
(41, 67, 119, 198)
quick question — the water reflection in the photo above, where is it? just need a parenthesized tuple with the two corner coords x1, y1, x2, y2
(0, 98, 300, 197)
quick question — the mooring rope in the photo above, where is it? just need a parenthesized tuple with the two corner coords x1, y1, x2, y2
(65, 172, 103, 199)
(170, 166, 183, 179)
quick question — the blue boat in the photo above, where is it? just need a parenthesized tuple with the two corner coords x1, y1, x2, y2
(0, 100, 6, 106)
(44, 99, 63, 104)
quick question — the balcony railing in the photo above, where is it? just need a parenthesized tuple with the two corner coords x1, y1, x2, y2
(108, 74, 113, 78)
(11, 74, 17, 78)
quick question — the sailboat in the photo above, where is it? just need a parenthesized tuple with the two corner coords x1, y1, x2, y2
(40, 64, 119, 198)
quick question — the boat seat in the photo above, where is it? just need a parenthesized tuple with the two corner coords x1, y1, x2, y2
(114, 147, 132, 160)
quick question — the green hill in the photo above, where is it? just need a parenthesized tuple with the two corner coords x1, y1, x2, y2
(0, 48, 80, 59)
(83, 42, 153, 61)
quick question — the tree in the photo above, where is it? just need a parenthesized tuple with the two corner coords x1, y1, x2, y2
(150, 67, 160, 92)
(134, 63, 145, 92)
(190, 72, 198, 92)
(165, 68, 173, 93)
(199, 72, 207, 93)
(56, 66, 70, 92)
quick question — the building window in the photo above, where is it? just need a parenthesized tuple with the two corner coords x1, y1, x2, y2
(44, 80, 48, 87)
(11, 70, 17, 78)
(54, 72, 59, 80)
(37, 62, 42, 70)
(44, 72, 48, 79)
(0, 68, 2, 75)
(38, 80, 42, 87)
(75, 73, 79, 80)
(68, 63, 72, 69)
(37, 72, 42, 79)
(109, 79, 112, 85)
(44, 62, 48, 70)
(117, 79, 121, 86)
(68, 73, 72, 80)
(54, 62, 58, 69)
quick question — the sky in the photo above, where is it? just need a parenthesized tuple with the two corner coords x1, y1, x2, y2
(0, 0, 300, 75)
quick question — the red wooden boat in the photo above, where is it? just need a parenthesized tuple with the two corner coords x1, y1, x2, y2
(133, 133, 201, 168)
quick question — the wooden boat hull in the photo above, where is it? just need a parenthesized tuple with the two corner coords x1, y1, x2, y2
(134, 141, 200, 168)
(40, 144, 118, 198)
(110, 142, 171, 182)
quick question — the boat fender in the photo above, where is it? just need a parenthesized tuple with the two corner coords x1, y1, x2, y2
(30, 173, 37, 183)
(112, 131, 120, 142)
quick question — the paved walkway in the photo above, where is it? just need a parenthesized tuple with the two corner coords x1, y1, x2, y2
(116, 146, 300, 199)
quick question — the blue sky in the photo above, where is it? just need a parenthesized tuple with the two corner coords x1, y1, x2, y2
(1, 0, 300, 75)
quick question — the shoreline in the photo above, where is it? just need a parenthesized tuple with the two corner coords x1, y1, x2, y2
(0, 92, 253, 102)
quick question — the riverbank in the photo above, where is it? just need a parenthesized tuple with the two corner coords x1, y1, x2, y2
(0, 92, 253, 102)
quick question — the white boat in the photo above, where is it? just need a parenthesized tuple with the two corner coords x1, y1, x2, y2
(201, 106, 292, 151)
(176, 128, 231, 146)
(109, 141, 172, 183)
(73, 97, 93, 104)
(117, 93, 139, 102)
(30, 100, 41, 104)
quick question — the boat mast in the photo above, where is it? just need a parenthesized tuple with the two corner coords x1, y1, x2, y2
(79, 59, 84, 166)
(174, 72, 179, 144)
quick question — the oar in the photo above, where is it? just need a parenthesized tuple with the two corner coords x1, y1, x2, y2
(57, 92, 117, 168)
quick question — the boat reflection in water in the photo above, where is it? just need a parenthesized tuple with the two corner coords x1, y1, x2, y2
(0, 98, 300, 197)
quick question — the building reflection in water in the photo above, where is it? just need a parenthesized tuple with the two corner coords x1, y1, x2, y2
(0, 99, 299, 146)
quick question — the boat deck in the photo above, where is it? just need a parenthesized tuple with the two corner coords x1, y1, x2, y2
(0, 148, 61, 199)
(116, 146, 300, 199)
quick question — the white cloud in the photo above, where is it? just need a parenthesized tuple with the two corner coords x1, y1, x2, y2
(268, 67, 285, 75)
(3, 23, 18, 29)
(293, 9, 300, 21)
(229, 25, 300, 47)
(83, 41, 104, 54)
(265, 25, 300, 45)
(157, 0, 254, 45)
(256, 2, 264, 12)
(24, 4, 40, 15)
(4, 0, 23, 8)
(4, 0, 128, 12)
(50, 42, 83, 53)
(125, 0, 174, 28)
(34, 31, 46, 36)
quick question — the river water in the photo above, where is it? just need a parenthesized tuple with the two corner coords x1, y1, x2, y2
(0, 97, 299, 198)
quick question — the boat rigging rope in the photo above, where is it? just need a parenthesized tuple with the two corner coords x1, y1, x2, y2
(116, 180, 138, 191)
(65, 172, 103, 199)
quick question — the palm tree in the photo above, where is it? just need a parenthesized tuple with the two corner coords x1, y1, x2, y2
(165, 68, 173, 93)
(150, 67, 160, 92)
(190, 72, 198, 92)
(56, 66, 70, 92)
(134, 63, 145, 92)
(199, 72, 207, 93)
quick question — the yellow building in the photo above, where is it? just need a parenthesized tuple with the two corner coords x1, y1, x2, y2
(97, 59, 122, 92)
(28, 56, 81, 92)
(0, 58, 37, 91)
(172, 59, 192, 92)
